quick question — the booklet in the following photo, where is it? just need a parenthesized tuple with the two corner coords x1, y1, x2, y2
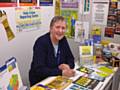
(65, 83, 91, 90)
(88, 72, 105, 81)
(30, 84, 50, 90)
(46, 76, 72, 90)
(74, 76, 99, 89)
(76, 66, 94, 74)
(97, 66, 114, 77)
(5, 57, 23, 90)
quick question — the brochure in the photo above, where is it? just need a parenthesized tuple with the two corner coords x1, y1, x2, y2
(30, 84, 50, 90)
(97, 66, 114, 77)
(46, 76, 72, 90)
(77, 66, 94, 74)
(74, 76, 99, 89)
(65, 83, 91, 90)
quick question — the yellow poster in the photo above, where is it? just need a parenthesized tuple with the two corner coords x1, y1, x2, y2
(61, 9, 78, 38)
(0, 10, 15, 41)
(79, 46, 93, 64)
(111, 0, 118, 2)
(55, 0, 60, 16)
(16, 7, 41, 32)
(80, 46, 92, 55)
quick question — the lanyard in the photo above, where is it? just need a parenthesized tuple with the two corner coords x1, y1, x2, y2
(56, 48, 60, 65)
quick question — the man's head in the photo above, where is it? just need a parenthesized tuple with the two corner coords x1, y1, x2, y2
(50, 16, 66, 44)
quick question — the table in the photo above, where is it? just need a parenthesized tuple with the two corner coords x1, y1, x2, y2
(30, 66, 120, 90)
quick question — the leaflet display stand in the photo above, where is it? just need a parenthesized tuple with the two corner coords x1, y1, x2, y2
(0, 57, 27, 90)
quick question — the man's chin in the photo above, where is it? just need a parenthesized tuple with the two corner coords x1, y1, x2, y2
(57, 36, 64, 40)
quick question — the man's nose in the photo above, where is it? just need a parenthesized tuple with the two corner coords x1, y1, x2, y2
(59, 28, 65, 33)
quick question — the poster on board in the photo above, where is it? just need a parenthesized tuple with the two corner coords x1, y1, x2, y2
(20, 0, 37, 6)
(55, 0, 60, 16)
(0, 0, 17, 7)
(106, 1, 120, 35)
(61, 9, 78, 38)
(115, 25, 120, 35)
(0, 10, 15, 41)
(60, 0, 78, 38)
(92, 1, 109, 26)
(5, 57, 23, 90)
(74, 21, 89, 42)
(105, 27, 114, 38)
(107, 2, 117, 27)
(0, 65, 8, 90)
(74, 21, 84, 42)
(0, 57, 23, 90)
(79, 46, 93, 65)
(61, 0, 78, 8)
(15, 7, 41, 32)
(40, 0, 53, 6)
(83, 0, 91, 14)
(118, 1, 120, 9)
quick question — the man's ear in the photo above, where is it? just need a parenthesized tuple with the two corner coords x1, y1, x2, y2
(50, 27, 53, 32)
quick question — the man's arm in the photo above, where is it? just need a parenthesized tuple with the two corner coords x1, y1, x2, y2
(64, 38, 75, 69)
(31, 38, 62, 77)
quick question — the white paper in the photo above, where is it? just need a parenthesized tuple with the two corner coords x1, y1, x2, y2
(5, 57, 23, 90)
(0, 65, 9, 90)
(83, 0, 91, 14)
(74, 21, 83, 42)
(79, 46, 94, 65)
(74, 21, 89, 42)
(92, 0, 109, 2)
(118, 2, 120, 9)
(16, 7, 41, 32)
(92, 2, 109, 25)
(83, 22, 89, 40)
(78, 0, 83, 14)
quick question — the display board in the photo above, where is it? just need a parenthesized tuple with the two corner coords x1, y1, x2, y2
(0, 57, 23, 90)
(0, 4, 55, 86)
(0, 0, 120, 87)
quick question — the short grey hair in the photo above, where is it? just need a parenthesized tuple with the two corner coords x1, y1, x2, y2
(50, 16, 65, 28)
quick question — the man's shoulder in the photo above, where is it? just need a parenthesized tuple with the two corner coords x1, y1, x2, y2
(36, 32, 50, 42)
(60, 36, 67, 43)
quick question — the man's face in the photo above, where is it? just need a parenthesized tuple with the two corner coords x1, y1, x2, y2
(51, 20, 66, 41)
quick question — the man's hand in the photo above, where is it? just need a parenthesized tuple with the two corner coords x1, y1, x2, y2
(62, 69, 75, 77)
(58, 64, 75, 77)
(58, 64, 70, 70)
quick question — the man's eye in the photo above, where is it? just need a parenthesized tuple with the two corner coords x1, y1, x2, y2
(56, 26, 60, 29)
(55, 26, 66, 30)
(62, 27, 65, 30)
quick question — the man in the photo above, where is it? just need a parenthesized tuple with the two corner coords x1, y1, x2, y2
(29, 16, 75, 86)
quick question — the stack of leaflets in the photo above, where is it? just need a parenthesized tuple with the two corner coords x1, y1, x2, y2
(96, 66, 114, 78)
(30, 84, 50, 90)
(46, 76, 72, 90)
(88, 72, 105, 81)
(65, 83, 91, 90)
(73, 76, 99, 89)
(0, 57, 24, 90)
(77, 66, 94, 74)
(79, 46, 94, 65)
(76, 66, 105, 81)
